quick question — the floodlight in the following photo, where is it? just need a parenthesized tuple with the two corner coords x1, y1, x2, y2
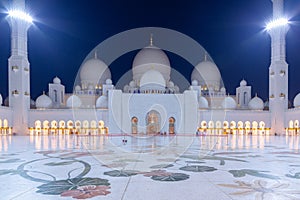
(8, 10, 33, 23)
(266, 18, 289, 30)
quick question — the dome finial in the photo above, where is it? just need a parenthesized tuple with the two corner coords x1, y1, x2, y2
(204, 52, 208, 61)
(43, 91, 45, 95)
(94, 51, 98, 59)
(150, 33, 153, 46)
(255, 93, 258, 97)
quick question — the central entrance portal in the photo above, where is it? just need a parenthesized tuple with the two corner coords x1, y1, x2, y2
(146, 110, 161, 134)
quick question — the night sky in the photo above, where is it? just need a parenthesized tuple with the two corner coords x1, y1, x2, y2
(0, 0, 300, 102)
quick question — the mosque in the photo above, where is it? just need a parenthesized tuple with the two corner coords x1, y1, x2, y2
(0, 0, 299, 136)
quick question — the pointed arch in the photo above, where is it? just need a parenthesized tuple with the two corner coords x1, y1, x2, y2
(289, 120, 294, 128)
(216, 121, 222, 129)
(237, 121, 243, 129)
(201, 121, 207, 129)
(208, 121, 214, 129)
(146, 110, 161, 134)
(131, 117, 138, 134)
(169, 117, 175, 134)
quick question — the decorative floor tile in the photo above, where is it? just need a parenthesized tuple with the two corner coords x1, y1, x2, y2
(0, 135, 300, 199)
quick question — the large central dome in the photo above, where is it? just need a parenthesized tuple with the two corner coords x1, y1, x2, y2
(132, 44, 171, 85)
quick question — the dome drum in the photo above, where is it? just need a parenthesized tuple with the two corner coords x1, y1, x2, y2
(139, 70, 166, 93)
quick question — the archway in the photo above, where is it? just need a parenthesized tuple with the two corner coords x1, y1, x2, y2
(59, 120, 65, 134)
(43, 120, 50, 135)
(295, 120, 299, 135)
(75, 121, 81, 134)
(259, 121, 266, 135)
(230, 121, 236, 135)
(169, 117, 175, 134)
(146, 110, 161, 134)
(35, 120, 41, 135)
(67, 120, 74, 134)
(131, 117, 138, 134)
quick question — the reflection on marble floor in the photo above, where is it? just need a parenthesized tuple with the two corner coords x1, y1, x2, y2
(0, 135, 300, 200)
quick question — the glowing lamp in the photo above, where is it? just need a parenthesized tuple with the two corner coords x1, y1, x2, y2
(8, 10, 33, 23)
(266, 18, 288, 30)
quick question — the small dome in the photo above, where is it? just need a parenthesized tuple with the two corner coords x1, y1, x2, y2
(66, 95, 82, 108)
(36, 93, 52, 109)
(294, 93, 300, 108)
(129, 81, 136, 87)
(140, 70, 166, 92)
(168, 81, 175, 88)
(198, 96, 209, 109)
(96, 95, 108, 108)
(106, 79, 112, 85)
(123, 85, 129, 92)
(75, 85, 81, 91)
(53, 76, 61, 84)
(132, 45, 171, 83)
(191, 60, 222, 91)
(248, 95, 264, 110)
(240, 79, 247, 86)
(80, 56, 111, 87)
(0, 93, 2, 105)
(174, 86, 180, 93)
(221, 96, 236, 109)
(192, 80, 198, 86)
(220, 87, 226, 93)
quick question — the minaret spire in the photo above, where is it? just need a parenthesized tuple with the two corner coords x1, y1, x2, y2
(12, 0, 25, 10)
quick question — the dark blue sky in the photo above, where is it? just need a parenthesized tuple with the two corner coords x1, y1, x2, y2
(0, 0, 300, 101)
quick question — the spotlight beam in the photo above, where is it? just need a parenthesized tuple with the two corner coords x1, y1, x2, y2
(8, 10, 33, 23)
(266, 18, 289, 31)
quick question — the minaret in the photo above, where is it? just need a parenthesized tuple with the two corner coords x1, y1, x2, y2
(7, 0, 32, 134)
(268, 0, 289, 135)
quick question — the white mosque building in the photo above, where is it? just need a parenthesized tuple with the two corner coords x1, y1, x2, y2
(0, 0, 300, 136)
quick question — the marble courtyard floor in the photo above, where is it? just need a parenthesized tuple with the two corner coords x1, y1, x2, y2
(0, 134, 300, 200)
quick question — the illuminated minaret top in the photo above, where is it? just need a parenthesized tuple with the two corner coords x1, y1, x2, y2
(268, 0, 289, 62)
(8, 0, 32, 57)
(268, 0, 289, 135)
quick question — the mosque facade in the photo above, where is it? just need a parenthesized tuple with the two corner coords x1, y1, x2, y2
(1, 0, 300, 136)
